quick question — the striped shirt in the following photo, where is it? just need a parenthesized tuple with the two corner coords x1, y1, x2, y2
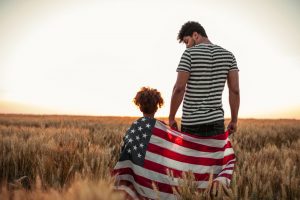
(177, 43, 238, 126)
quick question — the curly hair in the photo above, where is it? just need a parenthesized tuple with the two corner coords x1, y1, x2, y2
(177, 21, 207, 43)
(133, 87, 164, 114)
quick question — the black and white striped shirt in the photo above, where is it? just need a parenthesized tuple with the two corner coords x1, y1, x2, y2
(177, 43, 238, 126)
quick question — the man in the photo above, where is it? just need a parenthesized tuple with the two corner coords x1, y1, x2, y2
(169, 21, 240, 136)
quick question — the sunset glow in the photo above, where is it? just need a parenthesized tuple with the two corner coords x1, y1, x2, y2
(1, 0, 300, 118)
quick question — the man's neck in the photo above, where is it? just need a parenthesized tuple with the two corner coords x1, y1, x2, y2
(197, 37, 212, 45)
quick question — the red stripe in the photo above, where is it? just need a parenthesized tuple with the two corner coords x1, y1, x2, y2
(147, 143, 235, 166)
(143, 159, 211, 181)
(217, 173, 232, 180)
(113, 168, 174, 194)
(152, 127, 232, 152)
(227, 160, 235, 165)
(160, 124, 230, 140)
(221, 167, 234, 172)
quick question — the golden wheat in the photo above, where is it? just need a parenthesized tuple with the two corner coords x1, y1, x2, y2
(0, 114, 299, 199)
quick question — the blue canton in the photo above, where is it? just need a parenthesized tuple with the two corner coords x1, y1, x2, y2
(119, 117, 156, 166)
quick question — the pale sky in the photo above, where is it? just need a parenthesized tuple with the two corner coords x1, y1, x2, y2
(0, 0, 300, 118)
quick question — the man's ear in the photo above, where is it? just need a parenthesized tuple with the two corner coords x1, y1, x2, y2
(192, 32, 200, 41)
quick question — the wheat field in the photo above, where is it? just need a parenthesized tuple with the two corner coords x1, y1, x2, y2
(0, 114, 299, 199)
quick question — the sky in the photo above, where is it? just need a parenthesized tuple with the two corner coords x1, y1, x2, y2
(0, 0, 300, 118)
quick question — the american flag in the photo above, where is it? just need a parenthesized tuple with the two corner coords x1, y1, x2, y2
(112, 117, 235, 200)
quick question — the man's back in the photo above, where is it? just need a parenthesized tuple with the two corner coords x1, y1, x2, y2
(177, 43, 238, 126)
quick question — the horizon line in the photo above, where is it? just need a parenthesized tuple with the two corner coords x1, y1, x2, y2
(1, 112, 300, 121)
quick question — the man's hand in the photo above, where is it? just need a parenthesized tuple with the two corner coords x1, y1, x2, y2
(227, 121, 237, 134)
(168, 118, 178, 130)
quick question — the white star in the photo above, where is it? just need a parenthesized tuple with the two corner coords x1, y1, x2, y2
(133, 121, 138, 124)
(139, 143, 144, 148)
(127, 149, 131, 153)
(133, 145, 137, 150)
(146, 123, 151, 128)
(130, 129, 135, 134)
(137, 153, 142, 158)
(125, 135, 129, 139)
(141, 118, 146, 122)
(138, 126, 143, 131)
(136, 136, 140, 141)
(128, 138, 133, 143)
(142, 133, 147, 138)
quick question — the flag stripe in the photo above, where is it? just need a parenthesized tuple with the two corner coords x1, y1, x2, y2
(150, 134, 235, 158)
(114, 168, 174, 194)
(145, 151, 235, 174)
(143, 159, 235, 180)
(114, 160, 211, 189)
(115, 177, 176, 200)
(147, 143, 235, 166)
(152, 126, 232, 152)
(114, 160, 177, 186)
(143, 159, 210, 180)
(218, 169, 234, 177)
(114, 184, 139, 200)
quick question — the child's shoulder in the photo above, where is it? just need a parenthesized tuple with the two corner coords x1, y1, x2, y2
(130, 117, 158, 127)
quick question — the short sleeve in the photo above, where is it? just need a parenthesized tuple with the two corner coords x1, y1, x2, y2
(177, 49, 191, 73)
(229, 53, 239, 71)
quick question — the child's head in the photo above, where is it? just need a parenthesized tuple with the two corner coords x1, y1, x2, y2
(133, 87, 164, 115)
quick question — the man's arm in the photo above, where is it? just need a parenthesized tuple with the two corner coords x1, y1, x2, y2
(169, 71, 190, 129)
(227, 70, 240, 133)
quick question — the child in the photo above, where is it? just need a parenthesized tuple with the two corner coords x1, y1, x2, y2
(112, 87, 164, 199)
(133, 86, 164, 119)
(112, 87, 236, 200)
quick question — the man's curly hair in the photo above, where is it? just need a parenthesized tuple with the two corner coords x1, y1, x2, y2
(133, 87, 164, 114)
(177, 21, 207, 43)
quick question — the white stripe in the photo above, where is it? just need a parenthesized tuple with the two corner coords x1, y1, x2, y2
(182, 106, 222, 112)
(189, 74, 227, 80)
(182, 113, 224, 121)
(183, 104, 213, 114)
(114, 160, 178, 186)
(214, 176, 231, 186)
(218, 169, 233, 176)
(183, 103, 222, 110)
(191, 71, 228, 76)
(183, 87, 223, 93)
(185, 82, 225, 89)
(186, 79, 226, 84)
(192, 55, 212, 59)
(181, 117, 225, 126)
(150, 135, 235, 159)
(145, 151, 235, 174)
(116, 174, 176, 200)
(186, 87, 224, 93)
(155, 121, 228, 148)
(179, 63, 190, 68)
(183, 105, 222, 112)
(224, 163, 235, 169)
(212, 58, 233, 62)
(192, 62, 230, 67)
(213, 55, 234, 59)
(114, 185, 139, 200)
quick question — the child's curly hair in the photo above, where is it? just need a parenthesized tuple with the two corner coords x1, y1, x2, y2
(133, 87, 164, 114)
